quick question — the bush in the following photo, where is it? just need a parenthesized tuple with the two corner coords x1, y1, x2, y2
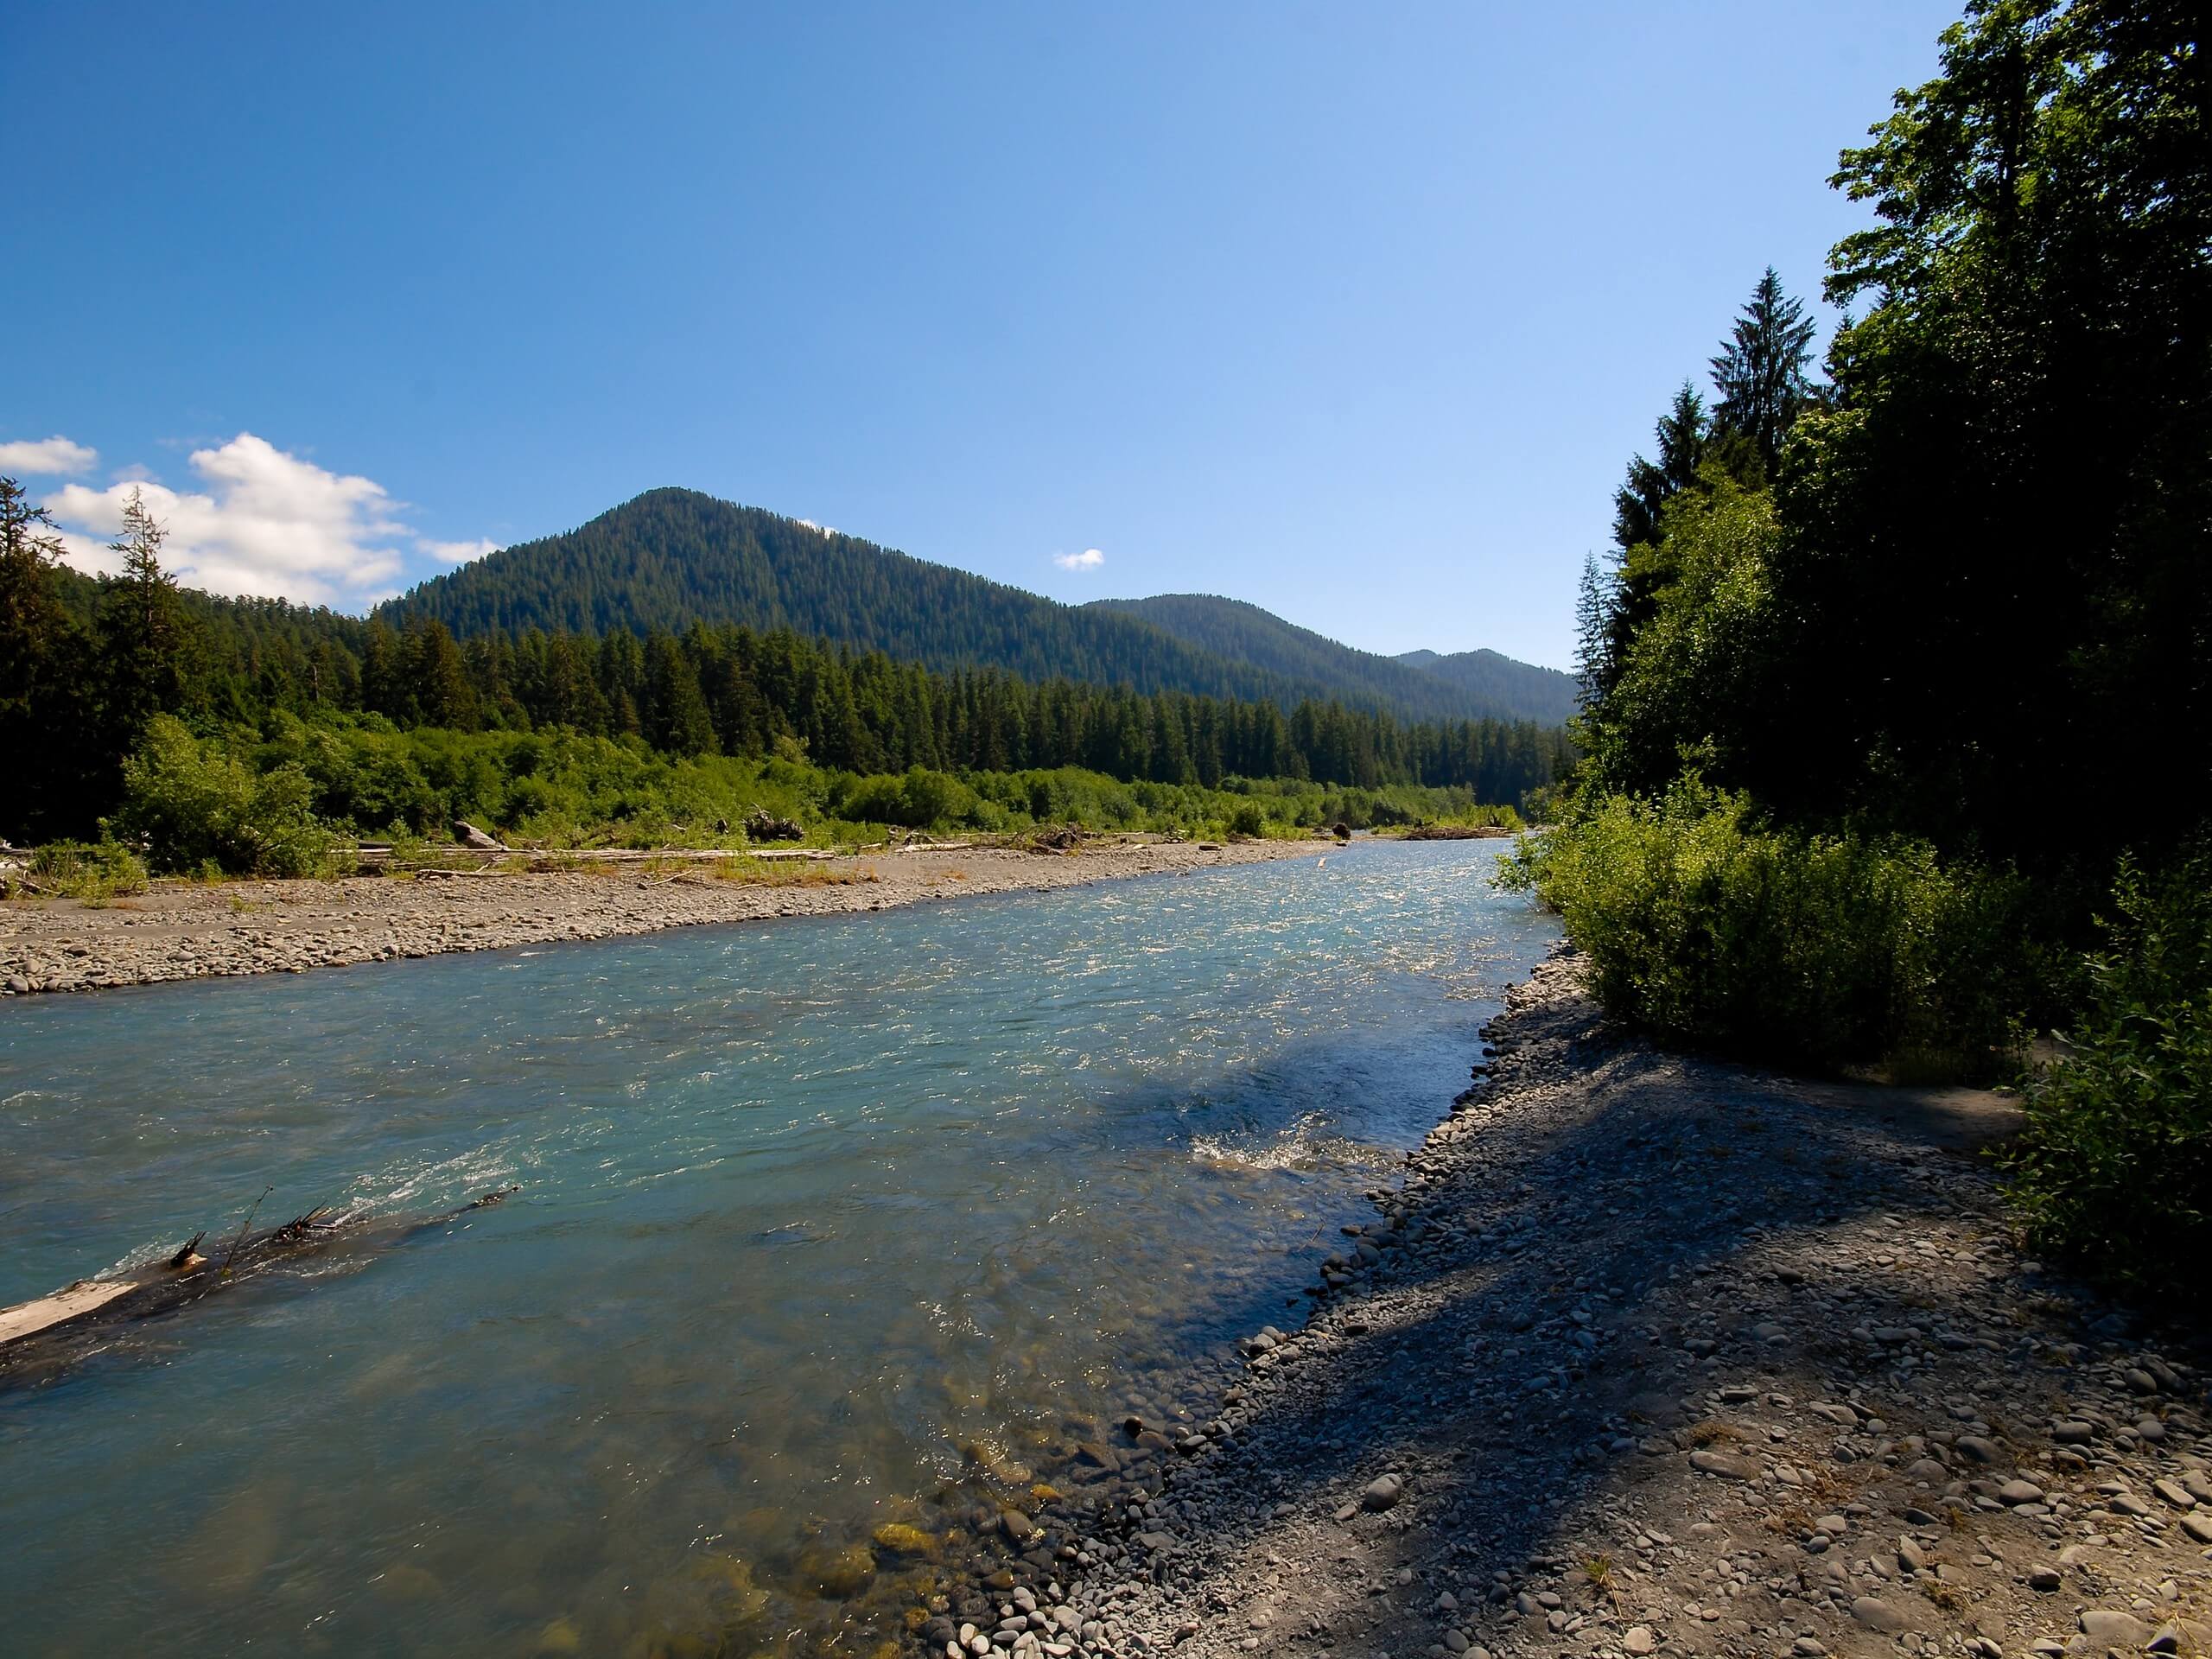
(1227, 801, 1268, 839)
(840, 767, 980, 830)
(114, 715, 334, 876)
(1501, 778, 2037, 1067)
(26, 840, 149, 903)
(2003, 849, 2212, 1303)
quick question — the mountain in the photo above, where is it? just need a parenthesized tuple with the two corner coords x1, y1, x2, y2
(380, 487, 1571, 724)
(1395, 648, 1580, 727)
(1090, 594, 1578, 726)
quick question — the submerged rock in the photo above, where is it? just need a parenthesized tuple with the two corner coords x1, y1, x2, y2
(873, 1522, 938, 1558)
(798, 1542, 876, 1599)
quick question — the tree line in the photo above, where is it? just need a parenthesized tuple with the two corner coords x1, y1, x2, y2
(0, 485, 1568, 844)
(1576, 2, 2207, 881)
(380, 488, 1543, 724)
(1534, 0, 2207, 1299)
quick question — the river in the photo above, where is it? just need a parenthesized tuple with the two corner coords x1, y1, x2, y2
(0, 839, 1554, 1656)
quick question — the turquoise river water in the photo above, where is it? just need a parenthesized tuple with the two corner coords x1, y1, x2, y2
(0, 840, 1554, 1656)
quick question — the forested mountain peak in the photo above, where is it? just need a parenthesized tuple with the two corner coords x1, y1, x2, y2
(378, 489, 1573, 725)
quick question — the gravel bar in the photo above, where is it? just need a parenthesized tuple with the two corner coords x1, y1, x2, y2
(924, 949, 2209, 1659)
(0, 839, 1320, 997)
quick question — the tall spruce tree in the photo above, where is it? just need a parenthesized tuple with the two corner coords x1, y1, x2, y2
(408, 617, 476, 728)
(1709, 268, 1819, 473)
(1611, 381, 1710, 553)
(95, 489, 193, 747)
(643, 632, 715, 755)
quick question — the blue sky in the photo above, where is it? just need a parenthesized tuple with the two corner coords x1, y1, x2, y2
(3, 2, 1959, 668)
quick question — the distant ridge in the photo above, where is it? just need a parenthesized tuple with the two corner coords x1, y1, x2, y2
(380, 487, 1572, 725)
(1091, 594, 1578, 727)
(1393, 647, 1580, 727)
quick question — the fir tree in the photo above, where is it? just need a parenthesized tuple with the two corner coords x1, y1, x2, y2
(1709, 268, 1819, 473)
(96, 489, 193, 744)
(1612, 381, 1709, 552)
(643, 632, 715, 755)
(408, 617, 476, 728)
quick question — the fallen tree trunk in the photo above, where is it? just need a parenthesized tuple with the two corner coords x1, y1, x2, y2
(0, 1187, 518, 1385)
(1400, 823, 1514, 840)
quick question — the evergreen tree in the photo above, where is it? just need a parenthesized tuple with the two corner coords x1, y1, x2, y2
(0, 478, 67, 728)
(0, 478, 94, 840)
(361, 615, 409, 720)
(408, 617, 476, 728)
(1572, 551, 1616, 706)
(643, 632, 715, 755)
(1611, 382, 1709, 552)
(95, 489, 193, 745)
(1709, 267, 1819, 474)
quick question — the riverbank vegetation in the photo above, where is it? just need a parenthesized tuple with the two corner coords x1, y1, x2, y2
(105, 711, 1519, 876)
(0, 486, 1548, 874)
(1511, 0, 2209, 1299)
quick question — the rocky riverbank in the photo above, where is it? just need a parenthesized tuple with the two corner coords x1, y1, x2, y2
(0, 839, 1319, 996)
(916, 950, 2208, 1659)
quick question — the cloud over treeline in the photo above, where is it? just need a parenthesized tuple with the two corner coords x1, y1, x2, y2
(10, 431, 498, 610)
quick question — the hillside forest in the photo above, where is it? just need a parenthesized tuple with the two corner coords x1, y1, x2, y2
(1511, 0, 2208, 1300)
(0, 486, 1567, 861)
(379, 491, 1578, 727)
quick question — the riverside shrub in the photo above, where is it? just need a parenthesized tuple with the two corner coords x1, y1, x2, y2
(2004, 850, 2212, 1303)
(1501, 779, 2033, 1066)
(114, 715, 333, 877)
(95, 715, 1523, 862)
(25, 840, 149, 902)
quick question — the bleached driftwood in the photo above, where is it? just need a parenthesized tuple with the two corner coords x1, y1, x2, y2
(0, 1188, 518, 1383)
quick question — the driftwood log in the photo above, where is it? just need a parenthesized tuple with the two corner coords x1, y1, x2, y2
(1400, 823, 1513, 840)
(743, 806, 804, 842)
(0, 1188, 518, 1385)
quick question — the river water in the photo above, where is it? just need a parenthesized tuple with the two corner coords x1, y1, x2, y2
(0, 840, 1554, 1656)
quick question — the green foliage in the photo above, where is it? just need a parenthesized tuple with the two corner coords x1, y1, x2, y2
(837, 767, 982, 830)
(89, 711, 1514, 870)
(1503, 779, 2036, 1067)
(2004, 849, 2212, 1303)
(380, 491, 1572, 727)
(95, 489, 197, 748)
(1555, 0, 2209, 1162)
(21, 545, 1567, 848)
(1763, 0, 2203, 862)
(1575, 479, 1785, 798)
(1578, 0, 2210, 876)
(1611, 381, 1713, 557)
(1092, 594, 1580, 727)
(0, 478, 98, 841)
(1707, 266, 1820, 474)
(26, 840, 149, 903)
(114, 715, 334, 877)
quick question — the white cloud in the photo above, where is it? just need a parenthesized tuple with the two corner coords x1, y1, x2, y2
(39, 433, 487, 610)
(418, 537, 500, 565)
(1054, 547, 1106, 572)
(0, 435, 98, 475)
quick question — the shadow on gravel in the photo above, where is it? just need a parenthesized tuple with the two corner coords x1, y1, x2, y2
(1052, 982, 2203, 1653)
